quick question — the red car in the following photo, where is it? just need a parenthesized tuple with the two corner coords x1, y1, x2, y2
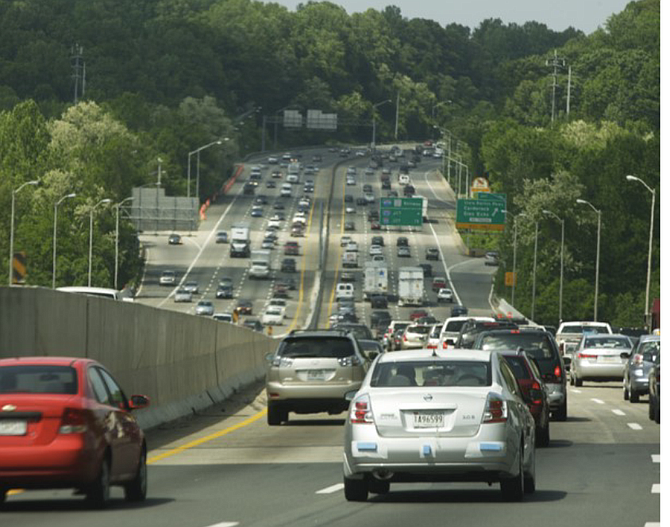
(370, 221, 381, 231)
(500, 350, 551, 447)
(0, 357, 150, 507)
(409, 309, 429, 321)
(284, 241, 300, 256)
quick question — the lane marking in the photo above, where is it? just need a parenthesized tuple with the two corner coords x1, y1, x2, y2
(612, 409, 626, 416)
(651, 484, 660, 494)
(652, 455, 660, 463)
(147, 408, 267, 464)
(204, 523, 240, 527)
(571, 389, 582, 394)
(644, 524, 661, 527)
(627, 423, 643, 430)
(591, 398, 605, 404)
(316, 483, 344, 494)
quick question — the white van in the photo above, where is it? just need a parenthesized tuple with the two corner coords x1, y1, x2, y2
(398, 174, 410, 186)
(336, 283, 354, 301)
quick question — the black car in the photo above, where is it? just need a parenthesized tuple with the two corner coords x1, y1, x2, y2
(425, 248, 440, 261)
(455, 320, 518, 349)
(331, 323, 374, 341)
(216, 284, 234, 299)
(396, 236, 409, 247)
(451, 304, 468, 317)
(403, 185, 415, 196)
(472, 328, 568, 422)
(281, 258, 297, 272)
(356, 197, 368, 206)
(367, 211, 379, 221)
(371, 236, 384, 247)
(168, 233, 182, 245)
(243, 319, 263, 332)
(344, 194, 353, 203)
(237, 300, 253, 315)
(419, 263, 433, 277)
(344, 221, 356, 231)
(369, 295, 388, 309)
(370, 310, 392, 330)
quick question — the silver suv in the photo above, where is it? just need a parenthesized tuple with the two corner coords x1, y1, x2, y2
(265, 330, 370, 425)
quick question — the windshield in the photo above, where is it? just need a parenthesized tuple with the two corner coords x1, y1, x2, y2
(559, 325, 610, 335)
(278, 337, 356, 359)
(476, 333, 558, 377)
(584, 337, 631, 349)
(371, 360, 491, 387)
(0, 366, 78, 394)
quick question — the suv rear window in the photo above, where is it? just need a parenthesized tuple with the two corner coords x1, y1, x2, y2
(476, 332, 559, 379)
(444, 320, 467, 332)
(371, 361, 491, 387)
(0, 366, 78, 394)
(278, 337, 356, 359)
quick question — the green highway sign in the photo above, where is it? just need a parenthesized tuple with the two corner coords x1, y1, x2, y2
(456, 199, 506, 231)
(379, 197, 423, 226)
(476, 192, 507, 205)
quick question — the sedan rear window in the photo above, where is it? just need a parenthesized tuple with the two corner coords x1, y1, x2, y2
(278, 337, 356, 359)
(371, 361, 491, 388)
(0, 366, 77, 394)
(444, 320, 467, 332)
(407, 325, 431, 335)
(584, 337, 631, 349)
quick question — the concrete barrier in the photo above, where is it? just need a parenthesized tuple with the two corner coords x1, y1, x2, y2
(0, 286, 276, 429)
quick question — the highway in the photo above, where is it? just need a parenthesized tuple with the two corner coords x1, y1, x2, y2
(2, 381, 660, 526)
(1, 146, 659, 525)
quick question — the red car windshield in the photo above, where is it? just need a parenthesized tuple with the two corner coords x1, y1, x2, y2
(0, 365, 77, 395)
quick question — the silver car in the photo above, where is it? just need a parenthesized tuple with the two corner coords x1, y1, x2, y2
(174, 288, 192, 303)
(569, 334, 633, 386)
(195, 300, 214, 316)
(399, 324, 432, 349)
(265, 330, 370, 425)
(622, 335, 661, 402)
(343, 349, 536, 501)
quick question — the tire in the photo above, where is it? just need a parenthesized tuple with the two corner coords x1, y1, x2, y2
(569, 372, 575, 386)
(629, 388, 640, 403)
(623, 381, 629, 401)
(648, 398, 654, 420)
(574, 376, 583, 387)
(0, 488, 6, 505)
(524, 447, 536, 494)
(124, 448, 148, 502)
(554, 399, 568, 422)
(654, 401, 660, 424)
(368, 478, 390, 495)
(500, 444, 525, 502)
(536, 421, 550, 448)
(344, 477, 368, 502)
(86, 456, 111, 509)
(267, 404, 287, 426)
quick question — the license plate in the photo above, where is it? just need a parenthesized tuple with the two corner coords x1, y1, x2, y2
(599, 356, 620, 363)
(307, 370, 326, 381)
(0, 420, 27, 436)
(413, 412, 444, 428)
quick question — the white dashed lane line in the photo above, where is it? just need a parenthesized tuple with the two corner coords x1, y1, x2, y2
(204, 523, 240, 527)
(651, 484, 660, 493)
(316, 483, 344, 494)
(570, 389, 582, 394)
(627, 423, 643, 430)
(611, 409, 626, 416)
(591, 398, 605, 405)
(652, 454, 660, 463)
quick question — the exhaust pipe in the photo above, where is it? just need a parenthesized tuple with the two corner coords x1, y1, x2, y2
(372, 470, 394, 481)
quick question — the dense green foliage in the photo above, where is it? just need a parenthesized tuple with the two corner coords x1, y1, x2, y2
(0, 0, 659, 326)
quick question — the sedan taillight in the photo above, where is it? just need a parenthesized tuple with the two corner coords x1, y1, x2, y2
(482, 394, 507, 424)
(350, 395, 374, 424)
(529, 381, 543, 406)
(577, 353, 597, 359)
(59, 408, 88, 434)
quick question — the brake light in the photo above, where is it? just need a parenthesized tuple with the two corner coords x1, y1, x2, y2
(482, 394, 507, 423)
(350, 395, 374, 424)
(633, 354, 644, 365)
(577, 353, 597, 359)
(442, 341, 449, 349)
(59, 408, 88, 434)
(338, 356, 362, 367)
(403, 335, 408, 342)
(553, 365, 563, 381)
(529, 381, 543, 405)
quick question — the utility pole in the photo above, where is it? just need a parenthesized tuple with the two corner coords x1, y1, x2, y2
(394, 92, 400, 140)
(566, 66, 572, 117)
(546, 49, 566, 122)
(71, 44, 84, 104)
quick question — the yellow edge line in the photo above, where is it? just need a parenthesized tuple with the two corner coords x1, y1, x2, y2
(325, 167, 347, 326)
(147, 408, 268, 464)
(285, 190, 318, 333)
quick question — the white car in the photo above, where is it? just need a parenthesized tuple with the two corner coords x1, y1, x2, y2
(426, 323, 442, 349)
(369, 244, 383, 256)
(268, 218, 282, 229)
(174, 289, 192, 303)
(341, 236, 352, 247)
(346, 241, 359, 252)
(346, 206, 356, 214)
(269, 298, 288, 309)
(336, 283, 355, 301)
(195, 300, 214, 316)
(262, 306, 285, 326)
(437, 288, 454, 303)
(371, 254, 386, 263)
(212, 312, 233, 322)
(364, 193, 375, 204)
(184, 281, 199, 294)
(346, 177, 356, 186)
(343, 349, 536, 502)
(159, 270, 176, 286)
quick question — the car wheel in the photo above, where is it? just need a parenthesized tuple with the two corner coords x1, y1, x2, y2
(623, 381, 629, 401)
(267, 404, 286, 426)
(629, 388, 640, 403)
(344, 476, 368, 502)
(648, 398, 655, 420)
(536, 421, 550, 448)
(554, 399, 568, 422)
(86, 456, 111, 508)
(367, 478, 390, 495)
(124, 448, 148, 502)
(574, 375, 583, 387)
(523, 447, 536, 494)
(654, 400, 660, 424)
(500, 444, 525, 502)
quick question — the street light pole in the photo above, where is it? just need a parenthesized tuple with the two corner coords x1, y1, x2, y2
(188, 139, 225, 200)
(52, 193, 77, 289)
(115, 197, 134, 290)
(543, 209, 565, 323)
(371, 99, 391, 151)
(531, 221, 539, 321)
(88, 198, 112, 287)
(626, 175, 656, 327)
(195, 139, 226, 201)
(577, 199, 601, 321)
(9, 179, 39, 285)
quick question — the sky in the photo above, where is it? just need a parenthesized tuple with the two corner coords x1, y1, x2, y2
(264, 0, 633, 34)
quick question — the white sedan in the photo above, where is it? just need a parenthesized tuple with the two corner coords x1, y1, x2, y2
(343, 349, 536, 502)
(262, 306, 285, 326)
(369, 244, 383, 256)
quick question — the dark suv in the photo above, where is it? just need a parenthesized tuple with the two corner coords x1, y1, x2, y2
(473, 328, 568, 421)
(455, 320, 518, 349)
(265, 330, 369, 425)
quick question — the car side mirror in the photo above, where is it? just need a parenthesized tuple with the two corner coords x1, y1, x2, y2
(345, 390, 359, 402)
(265, 352, 275, 363)
(128, 394, 150, 410)
(563, 356, 572, 367)
(620, 352, 631, 359)
(364, 350, 380, 361)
